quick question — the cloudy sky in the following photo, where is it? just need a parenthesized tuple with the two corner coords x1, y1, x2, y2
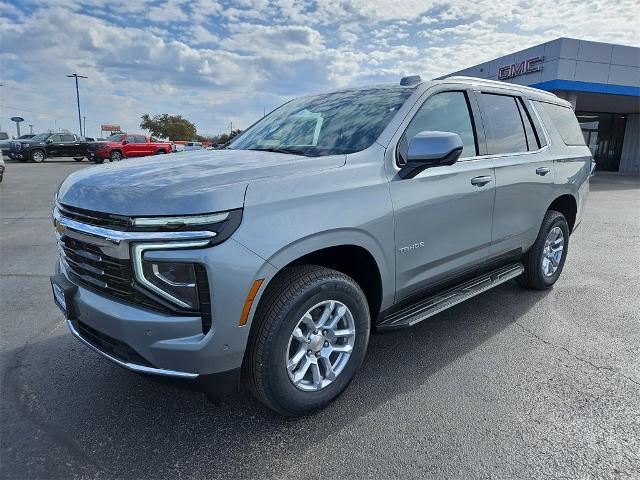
(0, 0, 637, 138)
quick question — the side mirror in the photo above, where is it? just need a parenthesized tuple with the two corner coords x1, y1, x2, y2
(399, 131, 463, 179)
(122, 140, 128, 145)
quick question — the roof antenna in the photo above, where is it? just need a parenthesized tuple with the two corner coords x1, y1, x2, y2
(400, 75, 422, 86)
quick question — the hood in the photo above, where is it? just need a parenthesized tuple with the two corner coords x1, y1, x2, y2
(57, 149, 345, 216)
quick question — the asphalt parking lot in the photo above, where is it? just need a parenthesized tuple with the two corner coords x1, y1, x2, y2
(1, 158, 639, 479)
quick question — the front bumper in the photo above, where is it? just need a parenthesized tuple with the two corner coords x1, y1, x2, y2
(53, 230, 276, 380)
(87, 150, 108, 159)
(67, 317, 198, 378)
(8, 152, 24, 160)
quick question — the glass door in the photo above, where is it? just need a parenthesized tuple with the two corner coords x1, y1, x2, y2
(576, 112, 627, 172)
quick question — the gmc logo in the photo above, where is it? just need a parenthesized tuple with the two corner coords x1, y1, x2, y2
(498, 56, 543, 80)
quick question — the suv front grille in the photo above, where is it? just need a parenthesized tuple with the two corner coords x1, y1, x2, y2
(58, 203, 130, 230)
(57, 206, 213, 332)
(59, 235, 172, 313)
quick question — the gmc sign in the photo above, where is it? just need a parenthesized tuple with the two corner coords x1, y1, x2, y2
(498, 56, 543, 80)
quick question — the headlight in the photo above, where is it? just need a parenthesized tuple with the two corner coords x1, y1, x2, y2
(132, 240, 209, 310)
(21, 143, 29, 149)
(131, 211, 229, 228)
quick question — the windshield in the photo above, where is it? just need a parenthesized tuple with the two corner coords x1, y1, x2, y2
(31, 133, 51, 142)
(107, 134, 125, 142)
(230, 87, 413, 156)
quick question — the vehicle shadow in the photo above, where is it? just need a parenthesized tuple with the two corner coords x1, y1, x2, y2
(1, 281, 550, 479)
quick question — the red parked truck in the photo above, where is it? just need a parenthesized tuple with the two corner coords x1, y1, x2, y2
(86, 133, 172, 163)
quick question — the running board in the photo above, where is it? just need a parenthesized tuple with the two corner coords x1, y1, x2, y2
(377, 263, 524, 330)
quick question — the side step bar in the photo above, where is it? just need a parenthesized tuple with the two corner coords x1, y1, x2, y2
(377, 263, 524, 330)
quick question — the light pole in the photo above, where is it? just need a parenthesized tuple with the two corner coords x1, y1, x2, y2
(83, 116, 86, 137)
(28, 124, 34, 134)
(66, 73, 88, 137)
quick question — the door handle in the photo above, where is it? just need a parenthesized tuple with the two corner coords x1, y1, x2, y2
(471, 176, 493, 187)
(536, 167, 551, 176)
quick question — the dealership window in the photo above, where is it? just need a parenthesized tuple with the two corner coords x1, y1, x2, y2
(577, 112, 627, 172)
(480, 93, 529, 154)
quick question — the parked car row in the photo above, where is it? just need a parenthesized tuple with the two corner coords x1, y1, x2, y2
(6, 133, 173, 164)
(85, 134, 172, 163)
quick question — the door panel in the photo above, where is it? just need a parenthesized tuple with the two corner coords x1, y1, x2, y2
(391, 159, 495, 300)
(476, 93, 555, 257)
(490, 155, 554, 256)
(122, 137, 137, 157)
(389, 89, 495, 301)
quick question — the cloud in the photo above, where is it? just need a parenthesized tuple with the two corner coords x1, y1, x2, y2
(0, 0, 637, 137)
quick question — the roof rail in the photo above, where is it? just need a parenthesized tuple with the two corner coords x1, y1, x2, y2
(442, 76, 558, 97)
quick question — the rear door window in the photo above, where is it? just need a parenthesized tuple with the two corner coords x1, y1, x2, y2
(539, 102, 585, 146)
(480, 93, 528, 154)
(61, 134, 76, 142)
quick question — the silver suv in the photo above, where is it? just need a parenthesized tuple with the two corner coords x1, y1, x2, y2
(51, 76, 591, 416)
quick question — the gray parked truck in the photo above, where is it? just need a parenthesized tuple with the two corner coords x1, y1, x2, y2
(51, 76, 591, 416)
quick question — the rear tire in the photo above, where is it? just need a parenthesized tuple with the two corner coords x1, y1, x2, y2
(73, 157, 84, 162)
(245, 265, 370, 416)
(518, 210, 570, 290)
(93, 158, 105, 164)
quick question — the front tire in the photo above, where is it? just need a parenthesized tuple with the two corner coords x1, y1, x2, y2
(109, 150, 122, 162)
(30, 149, 45, 163)
(245, 265, 370, 416)
(518, 210, 570, 290)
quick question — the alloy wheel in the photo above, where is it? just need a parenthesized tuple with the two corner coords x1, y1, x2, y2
(542, 226, 564, 277)
(32, 150, 45, 162)
(286, 300, 356, 392)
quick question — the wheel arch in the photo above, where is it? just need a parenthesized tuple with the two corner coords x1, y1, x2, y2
(257, 232, 393, 325)
(547, 194, 578, 233)
(30, 147, 47, 159)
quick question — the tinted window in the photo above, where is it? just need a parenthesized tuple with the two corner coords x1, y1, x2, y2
(480, 94, 528, 154)
(0, 132, 8, 140)
(107, 134, 124, 142)
(516, 99, 539, 150)
(134, 136, 147, 143)
(230, 87, 414, 156)
(540, 102, 585, 146)
(50, 134, 62, 142)
(61, 134, 75, 142)
(401, 91, 477, 160)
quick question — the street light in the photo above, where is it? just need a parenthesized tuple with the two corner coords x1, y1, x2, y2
(66, 73, 87, 137)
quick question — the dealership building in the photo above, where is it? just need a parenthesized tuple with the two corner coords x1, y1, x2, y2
(448, 38, 639, 174)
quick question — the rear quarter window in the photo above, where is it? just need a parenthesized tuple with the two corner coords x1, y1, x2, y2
(539, 102, 585, 146)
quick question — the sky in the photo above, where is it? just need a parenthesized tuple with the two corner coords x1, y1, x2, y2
(0, 0, 638, 138)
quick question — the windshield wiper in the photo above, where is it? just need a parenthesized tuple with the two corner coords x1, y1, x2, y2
(247, 147, 311, 156)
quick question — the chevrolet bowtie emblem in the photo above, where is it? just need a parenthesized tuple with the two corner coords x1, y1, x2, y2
(55, 220, 66, 235)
